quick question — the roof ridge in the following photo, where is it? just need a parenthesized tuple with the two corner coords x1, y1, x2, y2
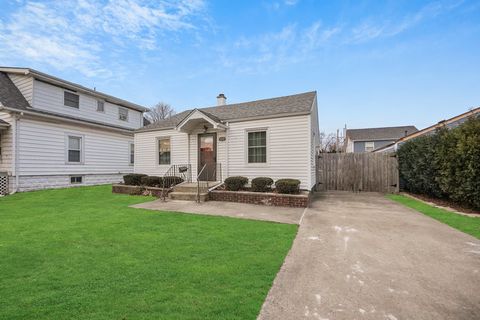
(347, 125, 417, 131)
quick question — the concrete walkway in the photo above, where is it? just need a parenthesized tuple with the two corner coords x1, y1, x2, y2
(258, 192, 480, 320)
(131, 198, 305, 224)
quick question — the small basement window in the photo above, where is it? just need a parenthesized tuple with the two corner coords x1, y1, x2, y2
(97, 100, 105, 112)
(70, 176, 83, 184)
(365, 141, 375, 152)
(64, 91, 79, 108)
(119, 107, 128, 121)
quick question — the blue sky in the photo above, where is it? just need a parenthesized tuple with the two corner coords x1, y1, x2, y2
(0, 0, 479, 133)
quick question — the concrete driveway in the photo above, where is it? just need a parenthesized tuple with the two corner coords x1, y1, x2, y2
(259, 191, 480, 320)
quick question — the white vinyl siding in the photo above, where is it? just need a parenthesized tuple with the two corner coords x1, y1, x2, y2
(0, 112, 13, 172)
(31, 79, 142, 129)
(8, 74, 33, 105)
(16, 117, 134, 176)
(134, 129, 189, 176)
(228, 115, 310, 189)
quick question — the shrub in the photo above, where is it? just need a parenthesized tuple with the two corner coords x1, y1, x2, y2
(398, 116, 480, 209)
(141, 176, 163, 187)
(224, 176, 248, 191)
(275, 179, 301, 194)
(251, 177, 274, 192)
(123, 174, 147, 186)
(163, 176, 184, 188)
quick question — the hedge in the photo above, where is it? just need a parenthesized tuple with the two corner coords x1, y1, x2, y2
(251, 177, 274, 192)
(123, 174, 147, 186)
(224, 176, 248, 191)
(397, 116, 480, 209)
(275, 179, 301, 194)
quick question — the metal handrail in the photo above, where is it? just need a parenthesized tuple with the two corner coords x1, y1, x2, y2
(161, 164, 192, 201)
(196, 164, 207, 203)
(196, 163, 222, 203)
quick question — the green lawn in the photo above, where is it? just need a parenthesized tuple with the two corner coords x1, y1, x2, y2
(387, 194, 480, 239)
(0, 185, 297, 320)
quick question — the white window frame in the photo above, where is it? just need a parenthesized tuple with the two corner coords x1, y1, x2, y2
(70, 176, 83, 184)
(245, 128, 269, 167)
(156, 136, 171, 166)
(97, 100, 105, 113)
(365, 141, 375, 152)
(64, 91, 80, 109)
(129, 143, 135, 165)
(119, 107, 129, 121)
(65, 134, 85, 164)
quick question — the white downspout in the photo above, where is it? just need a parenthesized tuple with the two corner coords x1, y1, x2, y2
(10, 114, 20, 194)
(225, 122, 229, 179)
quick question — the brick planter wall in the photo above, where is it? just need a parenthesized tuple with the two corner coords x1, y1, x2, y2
(209, 190, 310, 208)
(112, 184, 167, 197)
(112, 184, 144, 195)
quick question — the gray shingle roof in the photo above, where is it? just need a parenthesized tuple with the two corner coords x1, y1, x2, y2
(138, 91, 316, 132)
(0, 72, 31, 110)
(346, 126, 418, 141)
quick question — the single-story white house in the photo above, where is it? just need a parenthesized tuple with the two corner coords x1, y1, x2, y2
(134, 91, 320, 191)
(0, 67, 147, 194)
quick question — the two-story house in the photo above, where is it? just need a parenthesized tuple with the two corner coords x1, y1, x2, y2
(0, 67, 147, 194)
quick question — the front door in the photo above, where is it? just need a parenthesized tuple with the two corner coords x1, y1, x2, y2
(198, 133, 217, 181)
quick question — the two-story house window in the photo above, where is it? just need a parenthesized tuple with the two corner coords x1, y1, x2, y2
(64, 91, 79, 108)
(119, 107, 129, 121)
(67, 135, 82, 163)
(97, 100, 105, 112)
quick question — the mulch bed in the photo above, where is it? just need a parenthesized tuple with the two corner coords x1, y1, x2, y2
(404, 192, 480, 215)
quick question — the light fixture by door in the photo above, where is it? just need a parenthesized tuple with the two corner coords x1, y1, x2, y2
(203, 125, 208, 133)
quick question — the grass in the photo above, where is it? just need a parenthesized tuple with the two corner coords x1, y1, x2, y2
(387, 194, 480, 239)
(0, 185, 297, 320)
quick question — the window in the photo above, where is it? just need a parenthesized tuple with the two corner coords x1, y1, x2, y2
(70, 176, 83, 184)
(64, 91, 79, 108)
(158, 138, 170, 165)
(119, 107, 128, 121)
(365, 141, 375, 152)
(68, 136, 82, 163)
(130, 143, 135, 165)
(97, 100, 105, 112)
(248, 131, 267, 163)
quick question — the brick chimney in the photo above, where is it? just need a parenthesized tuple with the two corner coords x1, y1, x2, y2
(216, 93, 227, 106)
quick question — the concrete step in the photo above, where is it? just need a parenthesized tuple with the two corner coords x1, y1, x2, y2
(168, 191, 208, 202)
(173, 185, 208, 193)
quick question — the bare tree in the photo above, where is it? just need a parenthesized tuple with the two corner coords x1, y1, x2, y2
(146, 102, 176, 123)
(319, 131, 344, 153)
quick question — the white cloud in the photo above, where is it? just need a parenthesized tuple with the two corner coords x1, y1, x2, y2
(0, 0, 206, 77)
(219, 22, 341, 74)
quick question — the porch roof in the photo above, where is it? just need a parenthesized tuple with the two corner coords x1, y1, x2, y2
(175, 109, 227, 133)
(0, 119, 9, 129)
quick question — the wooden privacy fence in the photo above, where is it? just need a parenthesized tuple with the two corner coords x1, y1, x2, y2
(316, 153, 399, 193)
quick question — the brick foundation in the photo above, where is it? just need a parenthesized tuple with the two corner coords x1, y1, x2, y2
(112, 184, 168, 197)
(209, 190, 310, 208)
